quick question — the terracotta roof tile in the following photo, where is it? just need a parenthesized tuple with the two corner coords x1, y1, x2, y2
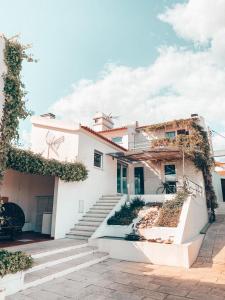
(81, 126, 127, 152)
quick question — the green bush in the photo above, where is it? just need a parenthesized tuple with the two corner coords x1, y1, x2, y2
(6, 147, 88, 182)
(107, 197, 145, 226)
(0, 250, 33, 277)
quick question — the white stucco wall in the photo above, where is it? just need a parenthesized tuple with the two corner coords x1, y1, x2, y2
(175, 194, 208, 244)
(52, 130, 118, 239)
(1, 169, 55, 231)
(31, 116, 80, 162)
(0, 35, 6, 123)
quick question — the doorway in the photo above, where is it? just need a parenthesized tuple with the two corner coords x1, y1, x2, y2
(117, 162, 128, 194)
(134, 167, 144, 194)
(221, 179, 225, 202)
(35, 196, 53, 232)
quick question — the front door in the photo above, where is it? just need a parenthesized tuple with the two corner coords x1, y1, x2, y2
(134, 167, 144, 194)
(35, 196, 53, 232)
(164, 164, 177, 194)
(117, 162, 128, 194)
(221, 179, 225, 202)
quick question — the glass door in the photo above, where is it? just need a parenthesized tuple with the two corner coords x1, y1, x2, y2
(117, 162, 128, 194)
(134, 167, 144, 194)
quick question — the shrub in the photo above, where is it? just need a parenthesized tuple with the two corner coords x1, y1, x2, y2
(0, 250, 33, 277)
(107, 197, 145, 226)
(156, 190, 188, 227)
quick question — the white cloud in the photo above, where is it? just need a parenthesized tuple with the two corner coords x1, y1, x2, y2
(52, 0, 225, 150)
(159, 0, 225, 45)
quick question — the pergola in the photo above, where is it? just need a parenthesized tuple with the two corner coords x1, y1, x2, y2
(108, 146, 184, 164)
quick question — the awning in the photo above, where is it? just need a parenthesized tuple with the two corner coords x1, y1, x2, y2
(107, 147, 183, 163)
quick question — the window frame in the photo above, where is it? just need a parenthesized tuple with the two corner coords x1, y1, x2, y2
(165, 131, 176, 139)
(111, 136, 123, 144)
(94, 150, 103, 168)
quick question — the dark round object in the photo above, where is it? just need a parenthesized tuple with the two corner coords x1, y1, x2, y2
(1, 202, 25, 229)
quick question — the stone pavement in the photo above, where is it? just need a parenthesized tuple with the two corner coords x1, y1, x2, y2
(7, 215, 225, 300)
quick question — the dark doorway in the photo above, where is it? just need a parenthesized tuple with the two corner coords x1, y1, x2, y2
(134, 167, 144, 194)
(221, 179, 225, 202)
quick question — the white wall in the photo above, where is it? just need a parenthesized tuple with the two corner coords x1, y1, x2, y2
(0, 169, 55, 231)
(0, 35, 6, 123)
(52, 130, 118, 239)
(31, 116, 80, 162)
(175, 194, 208, 244)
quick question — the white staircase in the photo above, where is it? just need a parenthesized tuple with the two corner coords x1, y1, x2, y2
(66, 194, 122, 240)
(24, 241, 109, 289)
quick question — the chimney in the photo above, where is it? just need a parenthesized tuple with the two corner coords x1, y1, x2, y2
(93, 112, 114, 132)
(40, 113, 56, 119)
(191, 113, 198, 118)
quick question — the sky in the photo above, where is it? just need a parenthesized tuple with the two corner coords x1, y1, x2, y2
(0, 0, 225, 150)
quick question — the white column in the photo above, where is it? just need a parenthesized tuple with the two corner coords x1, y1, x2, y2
(0, 34, 6, 123)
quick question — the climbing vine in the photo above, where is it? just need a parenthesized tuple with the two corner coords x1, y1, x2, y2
(0, 36, 88, 182)
(150, 119, 217, 214)
(0, 36, 31, 179)
(7, 147, 88, 182)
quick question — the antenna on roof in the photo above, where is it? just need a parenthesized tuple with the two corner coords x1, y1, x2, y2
(107, 113, 119, 120)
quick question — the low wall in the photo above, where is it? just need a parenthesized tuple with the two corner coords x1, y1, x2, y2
(129, 194, 174, 203)
(0, 272, 24, 296)
(97, 235, 204, 268)
(175, 194, 208, 244)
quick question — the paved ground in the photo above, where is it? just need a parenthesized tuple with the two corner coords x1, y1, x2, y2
(7, 215, 225, 300)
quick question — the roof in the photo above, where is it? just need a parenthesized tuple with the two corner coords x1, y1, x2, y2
(80, 126, 127, 152)
(99, 126, 128, 134)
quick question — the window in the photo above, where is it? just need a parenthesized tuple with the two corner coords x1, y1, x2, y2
(165, 131, 176, 139)
(164, 164, 176, 176)
(177, 129, 189, 135)
(94, 150, 103, 168)
(112, 137, 123, 144)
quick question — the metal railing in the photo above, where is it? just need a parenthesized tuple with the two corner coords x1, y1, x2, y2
(183, 176, 203, 197)
(128, 140, 153, 151)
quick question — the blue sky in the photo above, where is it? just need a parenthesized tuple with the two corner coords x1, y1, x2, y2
(0, 0, 185, 114)
(0, 0, 225, 149)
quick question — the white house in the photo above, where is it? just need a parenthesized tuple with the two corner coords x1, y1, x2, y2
(0, 35, 217, 245)
(0, 109, 211, 239)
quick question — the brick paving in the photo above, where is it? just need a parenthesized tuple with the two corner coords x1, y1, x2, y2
(7, 215, 225, 300)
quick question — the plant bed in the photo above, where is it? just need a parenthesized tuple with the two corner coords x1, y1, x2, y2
(107, 197, 145, 225)
(156, 190, 188, 227)
(0, 250, 33, 295)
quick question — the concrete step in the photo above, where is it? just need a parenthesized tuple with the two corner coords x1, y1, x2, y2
(72, 225, 99, 231)
(66, 235, 88, 240)
(82, 216, 106, 222)
(88, 209, 109, 214)
(96, 201, 118, 205)
(102, 194, 122, 197)
(99, 197, 121, 201)
(67, 230, 94, 237)
(79, 220, 103, 226)
(28, 245, 97, 273)
(24, 252, 109, 289)
(91, 206, 112, 211)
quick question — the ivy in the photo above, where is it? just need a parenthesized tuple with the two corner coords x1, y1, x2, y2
(151, 119, 217, 215)
(0, 37, 31, 179)
(0, 36, 88, 182)
(6, 147, 88, 182)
